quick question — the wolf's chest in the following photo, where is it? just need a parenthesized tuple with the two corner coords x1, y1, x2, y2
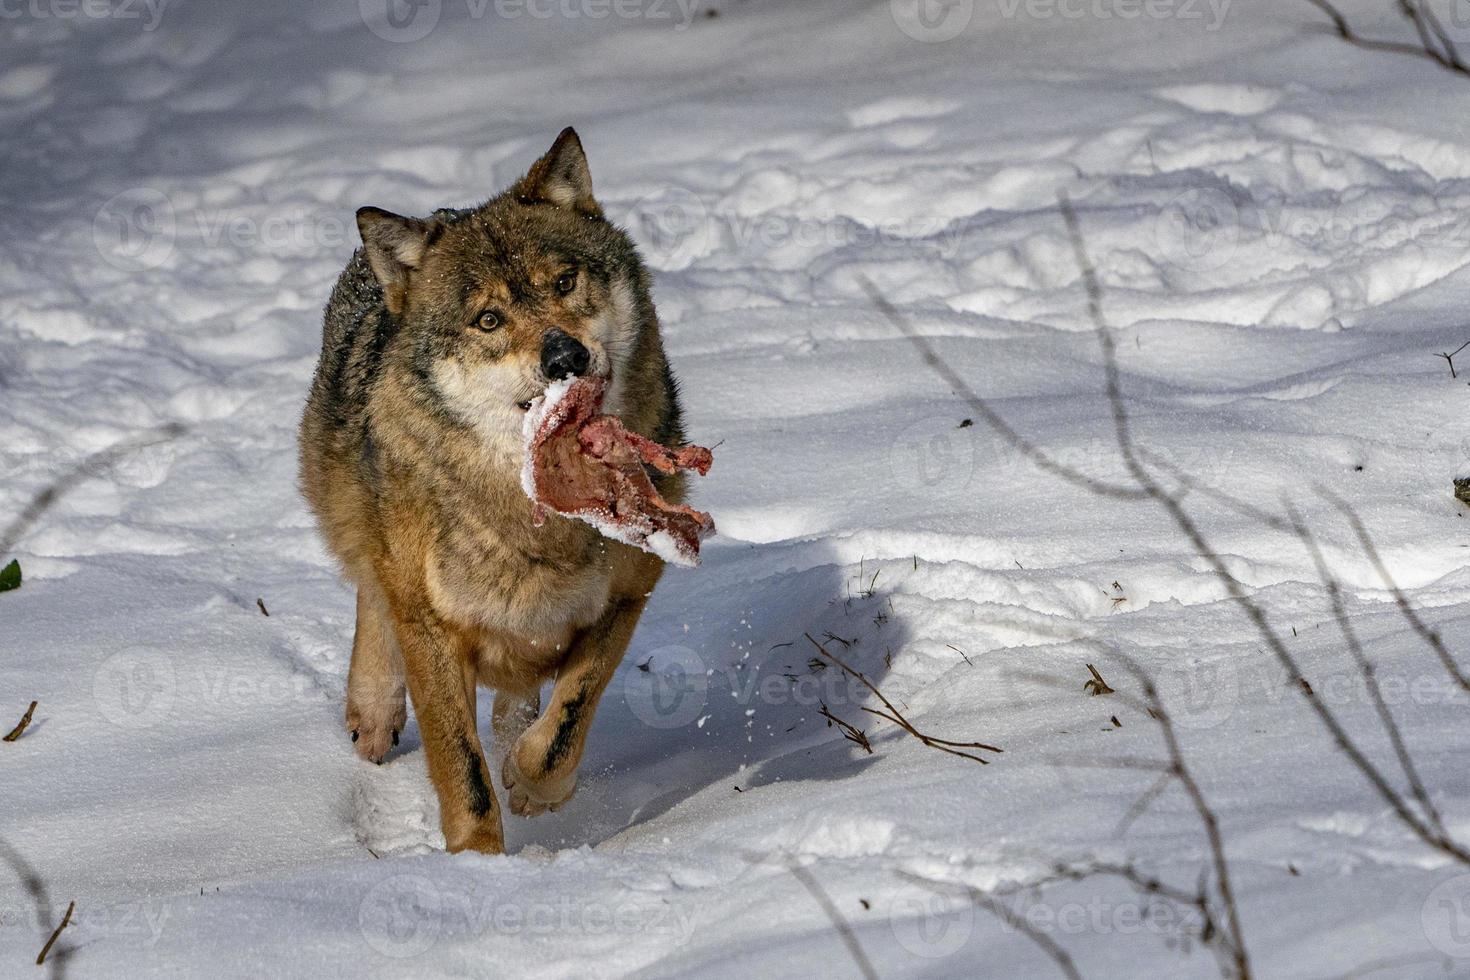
(424, 518, 613, 642)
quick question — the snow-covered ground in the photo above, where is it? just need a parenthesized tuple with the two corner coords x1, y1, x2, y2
(6, 0, 1470, 975)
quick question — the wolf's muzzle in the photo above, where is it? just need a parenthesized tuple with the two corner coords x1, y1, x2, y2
(541, 329, 591, 381)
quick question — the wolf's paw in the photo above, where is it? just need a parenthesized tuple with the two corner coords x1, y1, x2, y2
(346, 694, 407, 765)
(501, 744, 577, 817)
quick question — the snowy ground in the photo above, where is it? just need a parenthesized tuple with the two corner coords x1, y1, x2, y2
(6, 0, 1470, 976)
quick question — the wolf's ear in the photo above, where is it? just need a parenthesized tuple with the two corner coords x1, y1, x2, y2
(513, 127, 600, 216)
(357, 207, 436, 315)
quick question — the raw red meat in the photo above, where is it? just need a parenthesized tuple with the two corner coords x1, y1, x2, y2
(521, 375, 715, 566)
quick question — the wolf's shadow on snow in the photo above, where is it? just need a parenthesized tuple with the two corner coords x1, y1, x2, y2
(380, 539, 905, 853)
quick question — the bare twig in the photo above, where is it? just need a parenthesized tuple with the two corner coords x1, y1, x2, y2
(856, 280, 1149, 502)
(805, 634, 1002, 763)
(1065, 194, 1470, 872)
(1121, 659, 1250, 979)
(1304, 0, 1470, 76)
(1319, 486, 1470, 695)
(4, 700, 37, 741)
(1437, 340, 1470, 378)
(36, 901, 73, 966)
(1399, 0, 1467, 71)
(1286, 505, 1446, 837)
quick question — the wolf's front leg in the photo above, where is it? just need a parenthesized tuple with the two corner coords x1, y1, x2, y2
(346, 584, 407, 764)
(502, 595, 649, 817)
(391, 605, 505, 854)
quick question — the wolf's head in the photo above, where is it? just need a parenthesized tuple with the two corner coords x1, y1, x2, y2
(356, 128, 652, 455)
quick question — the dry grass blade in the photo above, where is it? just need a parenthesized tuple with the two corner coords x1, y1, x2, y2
(819, 702, 872, 754)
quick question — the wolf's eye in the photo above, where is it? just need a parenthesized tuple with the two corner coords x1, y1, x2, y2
(555, 270, 577, 295)
(475, 310, 501, 331)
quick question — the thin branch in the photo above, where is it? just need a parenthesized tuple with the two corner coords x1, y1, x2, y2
(1286, 504, 1445, 837)
(1052, 194, 1470, 871)
(1318, 486, 1470, 694)
(1436, 340, 1470, 379)
(36, 901, 73, 966)
(1399, 0, 1467, 71)
(856, 280, 1149, 502)
(4, 700, 37, 742)
(1303, 0, 1470, 76)
(805, 634, 1002, 763)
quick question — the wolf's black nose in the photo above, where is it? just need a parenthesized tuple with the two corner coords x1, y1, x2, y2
(541, 329, 590, 381)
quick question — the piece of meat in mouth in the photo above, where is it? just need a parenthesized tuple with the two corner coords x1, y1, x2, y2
(521, 375, 715, 566)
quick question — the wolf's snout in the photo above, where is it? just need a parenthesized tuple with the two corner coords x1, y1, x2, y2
(541, 329, 590, 381)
